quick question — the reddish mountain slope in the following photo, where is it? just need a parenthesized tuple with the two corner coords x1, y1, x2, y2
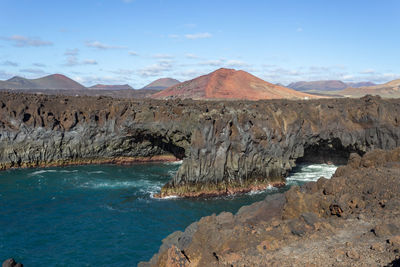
(152, 68, 317, 100)
(88, 84, 133, 90)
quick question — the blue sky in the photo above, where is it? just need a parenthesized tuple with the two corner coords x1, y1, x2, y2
(0, 0, 399, 87)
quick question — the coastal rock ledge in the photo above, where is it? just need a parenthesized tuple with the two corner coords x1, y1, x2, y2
(140, 148, 400, 266)
(0, 93, 400, 197)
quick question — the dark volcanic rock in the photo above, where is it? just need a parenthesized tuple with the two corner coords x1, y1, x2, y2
(0, 92, 194, 169)
(159, 95, 400, 197)
(1, 93, 400, 198)
(2, 258, 23, 267)
(141, 148, 400, 266)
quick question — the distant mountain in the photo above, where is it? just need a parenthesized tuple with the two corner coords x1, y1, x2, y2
(339, 79, 400, 98)
(151, 68, 318, 100)
(142, 78, 180, 90)
(0, 74, 86, 90)
(288, 80, 376, 91)
(88, 84, 133, 90)
(288, 80, 348, 91)
(346, 82, 376, 88)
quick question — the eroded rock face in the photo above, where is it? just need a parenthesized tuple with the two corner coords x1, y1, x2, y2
(1, 93, 400, 197)
(0, 92, 195, 169)
(141, 148, 400, 266)
(160, 95, 400, 197)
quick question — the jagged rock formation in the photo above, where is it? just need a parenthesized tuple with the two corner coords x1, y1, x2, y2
(0, 92, 195, 169)
(152, 68, 317, 100)
(0, 92, 400, 198)
(140, 148, 400, 266)
(158, 95, 400, 197)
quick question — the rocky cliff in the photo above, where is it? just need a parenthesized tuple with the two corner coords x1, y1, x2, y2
(0, 92, 400, 198)
(159, 95, 400, 197)
(140, 148, 400, 266)
(0, 92, 195, 169)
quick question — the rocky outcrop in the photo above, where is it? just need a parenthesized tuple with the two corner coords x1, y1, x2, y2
(1, 92, 400, 197)
(140, 148, 400, 266)
(0, 92, 195, 169)
(159, 95, 400, 197)
(2, 258, 23, 267)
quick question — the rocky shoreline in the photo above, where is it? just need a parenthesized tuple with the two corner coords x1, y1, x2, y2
(1, 92, 400, 197)
(140, 148, 400, 266)
(0, 154, 179, 171)
(154, 180, 286, 199)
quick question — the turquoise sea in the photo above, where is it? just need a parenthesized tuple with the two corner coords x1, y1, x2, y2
(0, 162, 337, 266)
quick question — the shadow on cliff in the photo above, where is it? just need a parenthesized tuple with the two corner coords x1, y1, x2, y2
(133, 132, 186, 160)
(296, 138, 364, 166)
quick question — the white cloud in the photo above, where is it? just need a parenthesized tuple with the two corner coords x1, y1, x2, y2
(185, 53, 198, 59)
(82, 59, 98, 65)
(199, 59, 224, 66)
(341, 74, 355, 80)
(86, 41, 126, 50)
(2, 35, 53, 47)
(129, 51, 139, 56)
(225, 60, 249, 68)
(138, 60, 173, 77)
(74, 75, 128, 86)
(174, 69, 204, 79)
(168, 34, 179, 39)
(64, 48, 79, 56)
(1, 60, 18, 67)
(19, 68, 47, 75)
(199, 59, 248, 68)
(33, 63, 46, 67)
(152, 54, 174, 59)
(360, 69, 376, 74)
(0, 70, 15, 79)
(185, 32, 212, 40)
(64, 56, 98, 66)
(110, 69, 136, 75)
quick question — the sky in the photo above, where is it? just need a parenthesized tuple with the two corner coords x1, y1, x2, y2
(0, 0, 399, 88)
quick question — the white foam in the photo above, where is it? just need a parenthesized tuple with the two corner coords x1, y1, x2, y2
(164, 160, 183, 165)
(29, 169, 58, 176)
(246, 184, 278, 196)
(77, 178, 163, 191)
(153, 194, 180, 200)
(29, 169, 79, 176)
(79, 180, 139, 189)
(286, 163, 337, 183)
